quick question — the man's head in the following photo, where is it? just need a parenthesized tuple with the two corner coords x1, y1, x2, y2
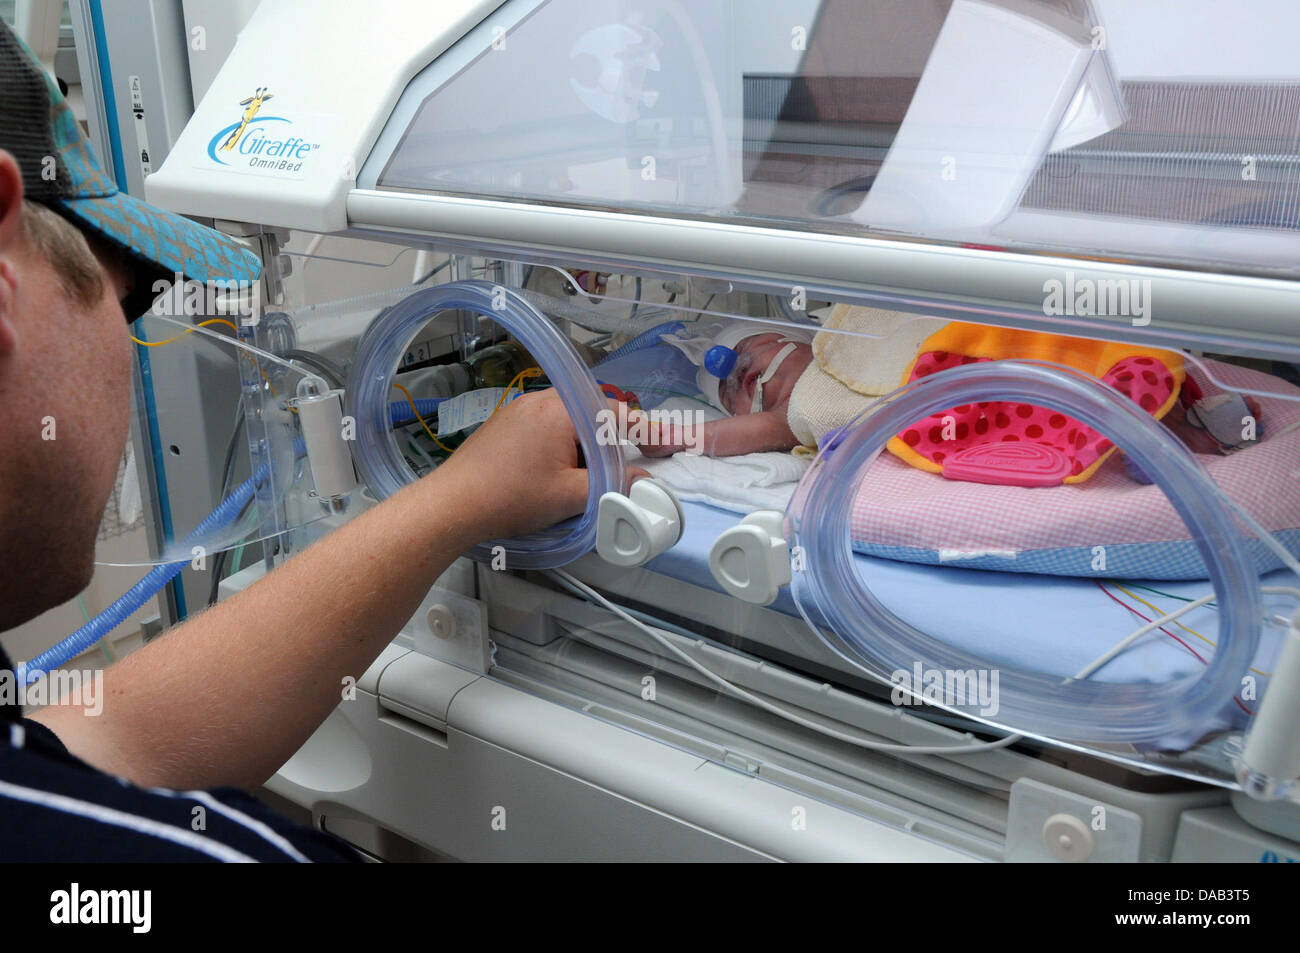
(0, 22, 261, 633)
(0, 151, 136, 629)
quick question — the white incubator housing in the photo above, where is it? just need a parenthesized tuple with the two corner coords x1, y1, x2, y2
(120, 0, 1300, 860)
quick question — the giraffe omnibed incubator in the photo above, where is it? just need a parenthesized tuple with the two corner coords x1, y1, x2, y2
(140, 0, 1300, 861)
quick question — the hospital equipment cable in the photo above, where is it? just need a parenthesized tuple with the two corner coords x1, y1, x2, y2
(547, 569, 1300, 759)
(1095, 581, 1209, 666)
(1095, 583, 1254, 715)
(129, 316, 239, 348)
(1110, 581, 1273, 679)
(1089, 584, 1300, 678)
(1122, 581, 1216, 609)
(391, 381, 455, 453)
(413, 256, 454, 286)
(548, 568, 1023, 756)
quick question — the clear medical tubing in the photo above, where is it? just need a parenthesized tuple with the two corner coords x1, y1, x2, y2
(346, 281, 628, 569)
(787, 360, 1261, 745)
(22, 467, 262, 681)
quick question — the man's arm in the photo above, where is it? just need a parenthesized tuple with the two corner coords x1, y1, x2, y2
(33, 390, 592, 791)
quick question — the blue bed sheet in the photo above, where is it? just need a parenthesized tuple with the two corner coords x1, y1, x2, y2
(646, 498, 1291, 748)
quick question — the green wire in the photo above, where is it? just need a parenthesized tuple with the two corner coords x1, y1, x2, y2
(1116, 580, 1218, 609)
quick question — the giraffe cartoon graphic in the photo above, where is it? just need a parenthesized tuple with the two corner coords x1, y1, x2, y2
(220, 87, 274, 152)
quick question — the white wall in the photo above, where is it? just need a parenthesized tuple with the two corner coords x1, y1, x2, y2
(1095, 0, 1300, 79)
(0, 529, 160, 670)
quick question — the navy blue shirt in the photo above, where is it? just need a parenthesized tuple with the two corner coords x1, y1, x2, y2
(0, 644, 357, 862)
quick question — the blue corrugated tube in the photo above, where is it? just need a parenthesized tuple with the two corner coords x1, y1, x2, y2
(21, 467, 263, 682)
(389, 397, 444, 423)
(28, 388, 526, 679)
(595, 321, 685, 366)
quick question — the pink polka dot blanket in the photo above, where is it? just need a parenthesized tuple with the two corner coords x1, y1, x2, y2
(853, 359, 1300, 579)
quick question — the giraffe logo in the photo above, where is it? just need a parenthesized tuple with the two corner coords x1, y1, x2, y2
(220, 87, 274, 152)
(206, 88, 315, 174)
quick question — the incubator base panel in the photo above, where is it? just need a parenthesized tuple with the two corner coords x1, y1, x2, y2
(221, 565, 1295, 862)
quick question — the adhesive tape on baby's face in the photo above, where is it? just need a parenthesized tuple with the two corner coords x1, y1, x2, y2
(662, 322, 813, 414)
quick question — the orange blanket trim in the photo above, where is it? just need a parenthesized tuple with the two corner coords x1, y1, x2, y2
(885, 323, 1186, 484)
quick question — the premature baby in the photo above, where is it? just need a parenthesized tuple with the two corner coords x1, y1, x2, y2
(628, 306, 1260, 488)
(631, 323, 815, 457)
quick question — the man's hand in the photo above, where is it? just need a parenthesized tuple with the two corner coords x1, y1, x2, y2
(432, 388, 591, 543)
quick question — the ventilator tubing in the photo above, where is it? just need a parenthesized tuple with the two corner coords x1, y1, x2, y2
(22, 458, 271, 681)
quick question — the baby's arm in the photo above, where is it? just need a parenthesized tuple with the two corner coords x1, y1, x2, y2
(632, 409, 799, 458)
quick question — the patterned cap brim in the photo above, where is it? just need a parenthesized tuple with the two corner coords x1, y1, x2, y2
(55, 188, 263, 320)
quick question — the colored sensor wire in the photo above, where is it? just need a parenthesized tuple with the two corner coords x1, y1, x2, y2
(391, 381, 455, 453)
(129, 317, 239, 347)
(392, 366, 546, 457)
(1095, 581, 1254, 715)
(131, 316, 296, 413)
(492, 367, 545, 414)
(1111, 580, 1271, 679)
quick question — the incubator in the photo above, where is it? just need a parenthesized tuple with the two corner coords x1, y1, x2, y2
(80, 0, 1300, 860)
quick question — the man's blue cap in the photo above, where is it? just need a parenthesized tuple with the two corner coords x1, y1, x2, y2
(0, 20, 262, 318)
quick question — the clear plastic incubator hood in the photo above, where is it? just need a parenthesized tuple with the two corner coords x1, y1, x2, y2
(129, 0, 1300, 859)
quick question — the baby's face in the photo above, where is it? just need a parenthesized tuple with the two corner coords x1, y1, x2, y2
(718, 333, 813, 416)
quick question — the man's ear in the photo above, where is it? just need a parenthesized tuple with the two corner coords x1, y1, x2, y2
(0, 150, 23, 252)
(0, 150, 23, 355)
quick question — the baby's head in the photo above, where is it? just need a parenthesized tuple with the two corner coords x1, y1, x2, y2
(715, 332, 813, 416)
(663, 321, 814, 417)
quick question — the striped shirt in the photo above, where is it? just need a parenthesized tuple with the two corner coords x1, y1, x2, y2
(0, 645, 358, 862)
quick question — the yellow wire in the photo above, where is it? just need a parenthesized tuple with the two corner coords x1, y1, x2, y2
(391, 381, 457, 453)
(131, 316, 297, 415)
(1112, 582, 1273, 678)
(393, 366, 542, 457)
(492, 367, 543, 414)
(130, 317, 239, 347)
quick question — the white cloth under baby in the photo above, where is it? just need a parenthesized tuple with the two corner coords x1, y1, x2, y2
(629, 397, 809, 512)
(787, 304, 948, 449)
(638, 449, 809, 514)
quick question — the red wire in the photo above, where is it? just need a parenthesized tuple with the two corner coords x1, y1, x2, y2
(1094, 581, 1207, 663)
(1094, 582, 1253, 715)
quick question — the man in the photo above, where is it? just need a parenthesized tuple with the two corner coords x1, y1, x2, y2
(0, 22, 602, 860)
